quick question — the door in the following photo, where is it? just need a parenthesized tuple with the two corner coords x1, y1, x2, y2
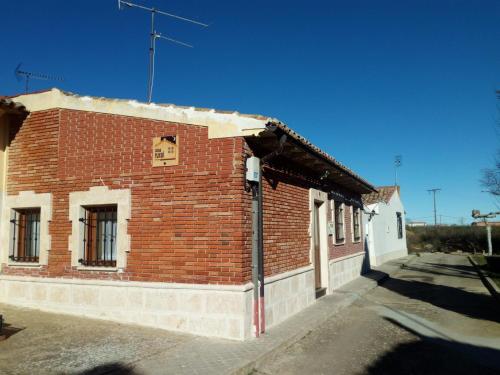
(313, 202, 322, 289)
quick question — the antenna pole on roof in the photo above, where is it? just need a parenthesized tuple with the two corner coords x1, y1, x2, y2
(117, 0, 208, 103)
(14, 63, 64, 94)
(394, 154, 402, 186)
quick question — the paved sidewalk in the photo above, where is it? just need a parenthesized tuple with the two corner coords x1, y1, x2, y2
(0, 255, 414, 375)
(132, 255, 415, 375)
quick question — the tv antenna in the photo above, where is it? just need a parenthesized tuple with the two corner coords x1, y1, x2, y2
(394, 154, 402, 186)
(117, 0, 208, 103)
(15, 63, 64, 94)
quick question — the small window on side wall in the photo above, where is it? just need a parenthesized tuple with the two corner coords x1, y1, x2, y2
(396, 212, 403, 239)
(334, 201, 345, 244)
(353, 207, 361, 242)
(79, 205, 117, 267)
(10, 208, 41, 263)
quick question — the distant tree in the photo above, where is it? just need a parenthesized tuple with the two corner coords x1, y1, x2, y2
(481, 90, 500, 203)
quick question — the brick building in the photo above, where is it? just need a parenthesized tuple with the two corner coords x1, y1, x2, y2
(0, 89, 375, 340)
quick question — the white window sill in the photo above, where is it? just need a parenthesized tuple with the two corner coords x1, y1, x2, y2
(76, 266, 119, 272)
(334, 240, 346, 246)
(7, 262, 42, 268)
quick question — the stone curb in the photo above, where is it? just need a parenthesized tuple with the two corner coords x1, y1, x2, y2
(468, 255, 500, 304)
(232, 255, 415, 375)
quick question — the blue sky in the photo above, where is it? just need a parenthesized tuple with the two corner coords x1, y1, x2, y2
(1, 0, 499, 224)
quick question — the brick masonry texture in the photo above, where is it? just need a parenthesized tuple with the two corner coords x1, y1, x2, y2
(3, 109, 248, 284)
(2, 108, 364, 284)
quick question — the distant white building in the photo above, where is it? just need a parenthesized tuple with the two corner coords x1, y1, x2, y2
(407, 221, 427, 227)
(362, 186, 408, 266)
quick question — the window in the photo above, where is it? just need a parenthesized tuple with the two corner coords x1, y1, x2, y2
(397, 212, 403, 239)
(79, 205, 117, 267)
(9, 208, 41, 263)
(334, 201, 345, 243)
(353, 207, 361, 242)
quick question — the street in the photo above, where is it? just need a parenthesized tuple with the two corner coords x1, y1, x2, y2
(254, 253, 500, 375)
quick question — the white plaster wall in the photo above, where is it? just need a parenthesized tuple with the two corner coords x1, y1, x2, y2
(329, 252, 365, 290)
(0, 275, 253, 340)
(363, 191, 408, 266)
(264, 266, 315, 329)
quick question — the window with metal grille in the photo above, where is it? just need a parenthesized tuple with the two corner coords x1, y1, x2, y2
(334, 201, 344, 243)
(10, 208, 41, 263)
(79, 205, 117, 267)
(397, 212, 403, 239)
(353, 207, 361, 242)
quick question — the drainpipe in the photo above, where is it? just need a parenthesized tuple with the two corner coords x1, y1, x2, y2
(251, 179, 260, 337)
(257, 168, 265, 333)
(247, 131, 287, 337)
(258, 133, 287, 335)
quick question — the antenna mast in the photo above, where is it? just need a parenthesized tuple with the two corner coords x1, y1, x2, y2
(15, 63, 64, 94)
(394, 155, 402, 186)
(117, 0, 208, 103)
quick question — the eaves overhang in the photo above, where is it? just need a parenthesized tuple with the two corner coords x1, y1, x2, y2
(0, 97, 28, 116)
(245, 121, 376, 195)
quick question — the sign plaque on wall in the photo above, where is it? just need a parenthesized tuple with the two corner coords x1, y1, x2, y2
(152, 135, 179, 167)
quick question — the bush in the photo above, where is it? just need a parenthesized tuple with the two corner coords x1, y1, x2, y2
(406, 225, 500, 254)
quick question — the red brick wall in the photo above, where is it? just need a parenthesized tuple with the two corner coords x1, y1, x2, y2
(2, 108, 365, 284)
(3, 109, 249, 284)
(328, 200, 364, 260)
(258, 167, 364, 277)
(261, 170, 311, 277)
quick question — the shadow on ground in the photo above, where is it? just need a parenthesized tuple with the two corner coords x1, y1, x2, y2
(364, 317, 500, 375)
(70, 362, 140, 375)
(0, 322, 24, 340)
(362, 259, 500, 323)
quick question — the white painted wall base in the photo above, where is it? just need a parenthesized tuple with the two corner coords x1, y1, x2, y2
(0, 266, 317, 340)
(371, 248, 408, 266)
(0, 275, 253, 340)
(329, 252, 366, 290)
(264, 266, 315, 329)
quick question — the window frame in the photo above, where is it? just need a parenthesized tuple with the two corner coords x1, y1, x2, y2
(69, 186, 131, 271)
(1, 191, 52, 267)
(352, 206, 361, 243)
(333, 201, 345, 245)
(10, 208, 41, 263)
(396, 212, 403, 239)
(79, 204, 118, 267)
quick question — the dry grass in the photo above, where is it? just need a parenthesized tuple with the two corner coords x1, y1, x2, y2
(406, 226, 500, 254)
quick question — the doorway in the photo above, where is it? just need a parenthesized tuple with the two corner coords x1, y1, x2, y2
(313, 201, 326, 298)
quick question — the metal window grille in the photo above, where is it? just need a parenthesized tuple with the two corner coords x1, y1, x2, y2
(10, 208, 40, 263)
(353, 208, 361, 241)
(397, 212, 403, 239)
(334, 201, 344, 242)
(79, 205, 117, 267)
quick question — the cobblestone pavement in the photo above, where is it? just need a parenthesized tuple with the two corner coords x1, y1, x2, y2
(0, 256, 408, 375)
(254, 253, 500, 375)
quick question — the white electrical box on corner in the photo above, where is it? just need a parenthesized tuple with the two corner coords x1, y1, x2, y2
(246, 156, 261, 182)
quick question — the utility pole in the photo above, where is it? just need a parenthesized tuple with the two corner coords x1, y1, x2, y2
(427, 188, 441, 226)
(394, 155, 402, 186)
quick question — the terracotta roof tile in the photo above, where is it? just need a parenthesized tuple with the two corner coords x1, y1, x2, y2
(363, 185, 399, 205)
